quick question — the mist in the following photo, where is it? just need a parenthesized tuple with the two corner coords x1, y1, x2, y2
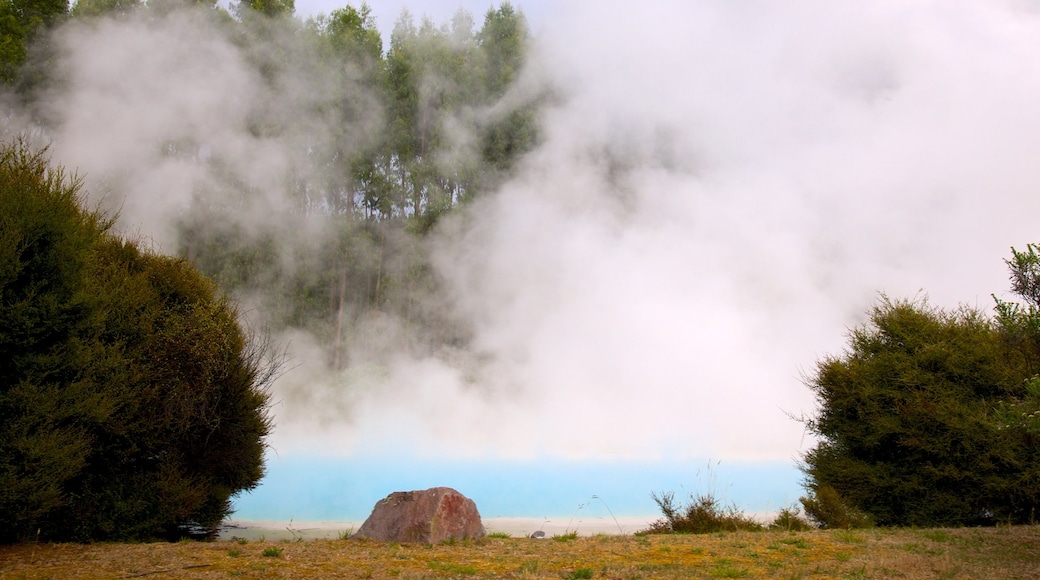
(7, 0, 1040, 518)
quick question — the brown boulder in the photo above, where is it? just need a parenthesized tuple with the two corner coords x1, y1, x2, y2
(351, 487, 485, 543)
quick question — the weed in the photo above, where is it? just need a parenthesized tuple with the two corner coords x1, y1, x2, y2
(710, 559, 749, 578)
(428, 561, 477, 575)
(235, 537, 249, 545)
(799, 485, 873, 529)
(286, 519, 303, 542)
(644, 491, 762, 534)
(553, 531, 579, 541)
(780, 537, 810, 549)
(843, 564, 868, 578)
(486, 531, 512, 539)
(770, 505, 815, 531)
(337, 527, 355, 540)
(227, 549, 242, 557)
(922, 529, 952, 543)
(591, 495, 625, 534)
(261, 547, 283, 558)
(567, 568, 594, 579)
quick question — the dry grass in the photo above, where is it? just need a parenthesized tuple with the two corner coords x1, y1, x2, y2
(2, 526, 1039, 579)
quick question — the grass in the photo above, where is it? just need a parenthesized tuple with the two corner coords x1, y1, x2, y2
(1, 526, 1039, 578)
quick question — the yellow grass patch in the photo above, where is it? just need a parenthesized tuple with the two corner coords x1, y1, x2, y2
(2, 526, 1039, 579)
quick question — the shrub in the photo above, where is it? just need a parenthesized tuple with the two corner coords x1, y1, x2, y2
(768, 505, 815, 532)
(800, 293, 1040, 527)
(798, 485, 872, 530)
(643, 491, 762, 534)
(0, 139, 277, 542)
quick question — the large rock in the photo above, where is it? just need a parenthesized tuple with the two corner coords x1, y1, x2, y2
(352, 487, 485, 543)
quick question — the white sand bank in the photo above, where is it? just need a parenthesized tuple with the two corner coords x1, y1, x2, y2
(218, 516, 657, 541)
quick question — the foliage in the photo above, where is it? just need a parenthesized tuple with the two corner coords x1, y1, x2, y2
(169, 2, 541, 368)
(768, 505, 815, 532)
(801, 280, 1040, 527)
(798, 485, 871, 530)
(0, 0, 68, 84)
(643, 491, 763, 534)
(0, 139, 276, 542)
(235, 0, 293, 19)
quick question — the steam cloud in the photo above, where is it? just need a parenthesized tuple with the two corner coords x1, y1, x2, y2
(8, 0, 1040, 467)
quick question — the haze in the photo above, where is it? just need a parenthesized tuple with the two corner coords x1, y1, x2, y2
(6, 0, 1040, 519)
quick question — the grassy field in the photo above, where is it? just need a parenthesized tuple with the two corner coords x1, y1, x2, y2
(2, 526, 1038, 579)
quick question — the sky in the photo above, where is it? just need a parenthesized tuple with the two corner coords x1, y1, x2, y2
(10, 0, 1040, 524)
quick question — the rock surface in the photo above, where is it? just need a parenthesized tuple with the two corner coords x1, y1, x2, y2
(351, 487, 485, 543)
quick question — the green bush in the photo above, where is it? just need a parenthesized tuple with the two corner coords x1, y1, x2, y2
(800, 290, 1040, 527)
(0, 139, 276, 542)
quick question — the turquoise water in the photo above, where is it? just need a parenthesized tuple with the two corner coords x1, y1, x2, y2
(230, 455, 804, 522)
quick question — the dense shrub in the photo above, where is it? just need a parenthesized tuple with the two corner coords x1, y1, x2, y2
(800, 292, 1040, 527)
(0, 139, 276, 542)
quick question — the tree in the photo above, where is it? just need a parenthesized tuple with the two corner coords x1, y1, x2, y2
(0, 0, 68, 84)
(800, 291, 1039, 527)
(0, 139, 276, 542)
(235, 0, 293, 19)
(70, 0, 141, 18)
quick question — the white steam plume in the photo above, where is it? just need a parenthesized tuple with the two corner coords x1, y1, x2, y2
(8, 0, 1040, 466)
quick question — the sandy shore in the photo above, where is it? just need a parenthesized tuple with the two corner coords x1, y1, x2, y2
(219, 516, 658, 541)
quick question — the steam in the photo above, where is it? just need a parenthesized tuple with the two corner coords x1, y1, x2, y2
(8, 0, 1040, 470)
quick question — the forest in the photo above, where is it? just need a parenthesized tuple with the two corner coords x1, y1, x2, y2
(2, 0, 541, 370)
(0, 0, 541, 541)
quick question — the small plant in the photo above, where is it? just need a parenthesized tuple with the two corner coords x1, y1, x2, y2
(553, 531, 579, 541)
(769, 505, 814, 531)
(486, 531, 512, 539)
(710, 562, 749, 578)
(800, 485, 873, 529)
(428, 561, 477, 575)
(337, 527, 355, 540)
(780, 537, 810, 549)
(643, 491, 762, 534)
(922, 530, 952, 543)
(227, 549, 242, 557)
(261, 547, 283, 558)
(235, 537, 249, 545)
(286, 519, 304, 542)
(567, 568, 594, 579)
